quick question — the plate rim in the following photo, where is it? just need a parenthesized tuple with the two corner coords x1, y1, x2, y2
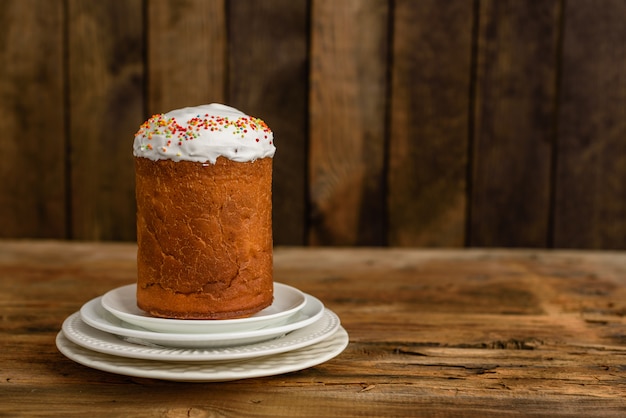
(101, 282, 307, 334)
(81, 293, 325, 345)
(64, 308, 340, 361)
(56, 327, 349, 382)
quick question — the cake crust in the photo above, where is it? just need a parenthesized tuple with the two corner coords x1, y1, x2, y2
(135, 156, 273, 319)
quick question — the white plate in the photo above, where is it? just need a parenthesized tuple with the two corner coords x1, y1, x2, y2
(65, 308, 340, 361)
(56, 327, 348, 382)
(101, 282, 306, 334)
(81, 294, 325, 348)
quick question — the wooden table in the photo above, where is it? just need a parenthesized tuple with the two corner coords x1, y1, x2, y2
(1, 241, 625, 417)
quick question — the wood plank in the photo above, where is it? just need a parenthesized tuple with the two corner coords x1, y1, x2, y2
(146, 0, 226, 115)
(308, 0, 389, 245)
(67, 0, 143, 240)
(469, 0, 561, 247)
(228, 0, 309, 245)
(387, 0, 474, 247)
(2, 242, 626, 416)
(553, 0, 626, 250)
(0, 0, 66, 238)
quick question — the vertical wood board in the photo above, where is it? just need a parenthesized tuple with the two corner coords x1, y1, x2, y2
(553, 0, 626, 249)
(387, 0, 474, 247)
(308, 0, 389, 245)
(147, 0, 226, 115)
(68, 0, 143, 240)
(0, 0, 623, 249)
(469, 0, 561, 247)
(0, 0, 66, 238)
(228, 0, 309, 245)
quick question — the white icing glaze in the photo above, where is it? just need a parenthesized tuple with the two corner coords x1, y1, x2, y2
(133, 103, 275, 163)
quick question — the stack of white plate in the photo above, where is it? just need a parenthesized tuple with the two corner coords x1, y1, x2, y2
(56, 283, 348, 382)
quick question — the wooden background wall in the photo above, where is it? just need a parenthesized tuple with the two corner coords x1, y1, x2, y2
(0, 0, 624, 249)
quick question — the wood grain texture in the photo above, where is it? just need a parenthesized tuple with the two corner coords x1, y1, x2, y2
(1, 241, 626, 416)
(469, 0, 561, 247)
(228, 0, 309, 245)
(147, 0, 226, 115)
(308, 0, 389, 246)
(387, 0, 473, 247)
(0, 1, 624, 250)
(0, 0, 66, 238)
(553, 0, 626, 249)
(67, 0, 143, 240)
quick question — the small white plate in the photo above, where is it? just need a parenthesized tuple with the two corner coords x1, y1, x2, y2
(64, 308, 340, 362)
(56, 327, 349, 382)
(81, 294, 325, 348)
(101, 282, 306, 334)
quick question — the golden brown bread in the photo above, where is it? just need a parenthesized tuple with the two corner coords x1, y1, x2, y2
(135, 156, 273, 319)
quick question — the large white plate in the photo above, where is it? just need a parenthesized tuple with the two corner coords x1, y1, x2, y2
(101, 282, 306, 334)
(65, 308, 340, 361)
(56, 327, 349, 382)
(80, 294, 325, 348)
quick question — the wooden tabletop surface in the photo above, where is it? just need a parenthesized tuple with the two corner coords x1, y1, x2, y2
(1, 240, 625, 417)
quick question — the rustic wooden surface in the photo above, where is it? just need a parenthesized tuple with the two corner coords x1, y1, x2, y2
(0, 0, 625, 249)
(1, 241, 625, 417)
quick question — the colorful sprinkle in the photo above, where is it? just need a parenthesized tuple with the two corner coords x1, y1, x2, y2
(135, 113, 272, 146)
